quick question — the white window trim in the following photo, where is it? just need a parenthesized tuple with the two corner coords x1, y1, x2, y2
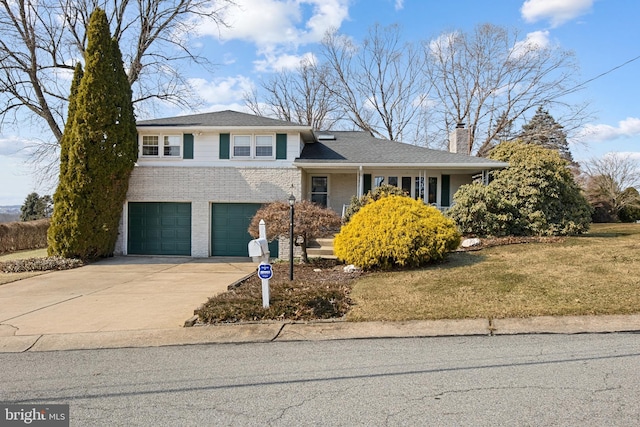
(140, 134, 183, 159)
(141, 135, 159, 157)
(310, 175, 329, 208)
(231, 133, 275, 160)
(163, 135, 182, 157)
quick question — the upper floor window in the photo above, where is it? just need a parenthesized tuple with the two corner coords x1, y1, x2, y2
(233, 135, 252, 157)
(232, 134, 274, 159)
(142, 136, 159, 156)
(141, 134, 182, 158)
(164, 135, 181, 157)
(255, 135, 273, 157)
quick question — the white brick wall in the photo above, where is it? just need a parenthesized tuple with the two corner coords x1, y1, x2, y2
(116, 166, 302, 257)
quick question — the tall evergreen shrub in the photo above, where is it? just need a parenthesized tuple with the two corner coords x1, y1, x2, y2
(449, 141, 592, 237)
(48, 8, 137, 259)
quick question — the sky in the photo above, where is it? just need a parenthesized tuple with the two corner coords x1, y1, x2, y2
(1, 0, 639, 205)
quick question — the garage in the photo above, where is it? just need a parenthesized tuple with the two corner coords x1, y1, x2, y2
(128, 202, 192, 255)
(211, 203, 278, 257)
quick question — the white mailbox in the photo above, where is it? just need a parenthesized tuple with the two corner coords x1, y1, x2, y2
(248, 238, 270, 258)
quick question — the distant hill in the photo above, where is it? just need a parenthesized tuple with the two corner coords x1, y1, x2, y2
(0, 205, 21, 223)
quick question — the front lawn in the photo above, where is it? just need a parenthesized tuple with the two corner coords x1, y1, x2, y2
(347, 223, 640, 321)
(196, 223, 640, 323)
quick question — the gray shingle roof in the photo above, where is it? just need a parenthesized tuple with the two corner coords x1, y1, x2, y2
(137, 110, 311, 129)
(296, 131, 507, 168)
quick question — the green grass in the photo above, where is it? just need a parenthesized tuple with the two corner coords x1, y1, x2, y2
(346, 223, 640, 321)
(0, 248, 49, 285)
(0, 248, 48, 261)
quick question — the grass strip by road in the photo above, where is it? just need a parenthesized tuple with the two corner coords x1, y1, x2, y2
(0, 248, 48, 285)
(346, 223, 640, 321)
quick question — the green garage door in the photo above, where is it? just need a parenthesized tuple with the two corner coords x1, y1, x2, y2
(128, 202, 191, 255)
(211, 203, 278, 257)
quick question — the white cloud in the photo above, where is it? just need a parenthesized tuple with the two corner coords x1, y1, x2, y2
(511, 30, 551, 57)
(602, 151, 640, 161)
(208, 0, 350, 47)
(253, 51, 316, 72)
(222, 53, 236, 65)
(521, 0, 594, 27)
(0, 135, 32, 157)
(187, 75, 255, 105)
(199, 102, 253, 114)
(395, 0, 404, 11)
(427, 31, 459, 57)
(575, 117, 640, 143)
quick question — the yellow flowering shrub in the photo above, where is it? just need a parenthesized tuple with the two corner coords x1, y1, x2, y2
(334, 195, 461, 270)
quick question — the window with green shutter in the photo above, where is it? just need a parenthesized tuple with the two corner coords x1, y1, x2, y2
(276, 133, 287, 159)
(363, 174, 372, 193)
(219, 133, 230, 159)
(183, 133, 194, 159)
(441, 175, 450, 206)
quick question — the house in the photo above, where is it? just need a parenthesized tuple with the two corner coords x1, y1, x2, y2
(115, 110, 507, 258)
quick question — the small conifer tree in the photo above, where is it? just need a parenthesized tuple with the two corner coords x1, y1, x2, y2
(48, 8, 137, 259)
(20, 193, 52, 221)
(519, 106, 574, 165)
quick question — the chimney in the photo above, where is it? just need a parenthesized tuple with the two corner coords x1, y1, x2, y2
(449, 123, 470, 155)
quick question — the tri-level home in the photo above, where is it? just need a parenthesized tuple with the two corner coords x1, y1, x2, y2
(115, 110, 507, 258)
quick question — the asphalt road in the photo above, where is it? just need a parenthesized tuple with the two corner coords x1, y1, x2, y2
(1, 333, 639, 426)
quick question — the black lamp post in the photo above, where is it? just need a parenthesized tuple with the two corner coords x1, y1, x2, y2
(288, 193, 295, 281)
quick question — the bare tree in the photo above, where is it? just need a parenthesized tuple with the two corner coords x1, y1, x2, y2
(245, 58, 342, 130)
(0, 0, 232, 177)
(582, 154, 640, 220)
(424, 23, 587, 155)
(320, 24, 430, 143)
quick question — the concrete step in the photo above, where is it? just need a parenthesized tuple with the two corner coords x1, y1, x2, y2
(307, 247, 335, 256)
(307, 236, 335, 258)
(307, 237, 335, 248)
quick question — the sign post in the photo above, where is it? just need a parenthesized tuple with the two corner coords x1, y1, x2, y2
(248, 219, 272, 308)
(258, 262, 273, 308)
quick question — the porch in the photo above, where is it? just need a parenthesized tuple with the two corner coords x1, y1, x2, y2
(299, 168, 481, 216)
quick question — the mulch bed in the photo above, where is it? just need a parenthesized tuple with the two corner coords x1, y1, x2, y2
(194, 259, 365, 324)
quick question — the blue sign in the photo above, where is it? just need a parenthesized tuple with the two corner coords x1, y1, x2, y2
(258, 263, 273, 280)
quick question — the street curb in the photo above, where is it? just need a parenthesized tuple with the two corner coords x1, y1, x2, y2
(275, 319, 491, 341)
(1, 315, 639, 353)
(492, 314, 640, 335)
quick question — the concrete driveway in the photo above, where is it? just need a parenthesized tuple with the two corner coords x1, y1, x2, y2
(0, 257, 256, 337)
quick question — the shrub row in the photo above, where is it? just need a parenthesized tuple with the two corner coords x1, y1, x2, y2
(0, 219, 49, 254)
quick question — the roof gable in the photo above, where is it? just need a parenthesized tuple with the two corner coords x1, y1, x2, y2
(137, 110, 311, 129)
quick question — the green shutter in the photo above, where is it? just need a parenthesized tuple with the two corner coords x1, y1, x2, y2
(219, 133, 230, 159)
(276, 133, 287, 159)
(363, 174, 372, 193)
(183, 133, 194, 159)
(441, 175, 450, 207)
